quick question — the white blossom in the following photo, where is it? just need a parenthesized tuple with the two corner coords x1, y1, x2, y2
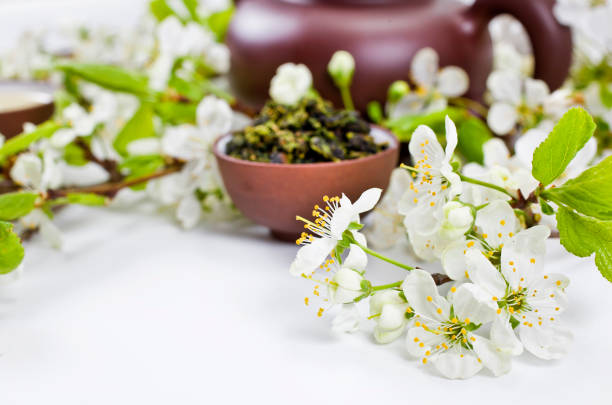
(290, 188, 382, 277)
(464, 225, 572, 360)
(269, 63, 313, 106)
(403, 270, 511, 379)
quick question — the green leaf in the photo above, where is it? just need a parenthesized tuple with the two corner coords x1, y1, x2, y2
(457, 116, 492, 164)
(556, 207, 612, 282)
(63, 142, 89, 166)
(367, 101, 383, 124)
(182, 0, 199, 19)
(532, 107, 596, 186)
(205, 7, 235, 41)
(119, 154, 166, 190)
(66, 193, 108, 206)
(0, 221, 25, 274)
(150, 0, 175, 21)
(539, 199, 554, 216)
(0, 121, 61, 164)
(348, 222, 364, 231)
(0, 192, 38, 220)
(155, 101, 197, 124)
(113, 104, 156, 157)
(600, 82, 612, 108)
(56, 63, 151, 96)
(168, 76, 206, 102)
(542, 155, 612, 220)
(386, 107, 466, 142)
(464, 322, 481, 332)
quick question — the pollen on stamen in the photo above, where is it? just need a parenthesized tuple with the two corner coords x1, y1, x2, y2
(304, 297, 309, 306)
(451, 287, 457, 293)
(317, 308, 324, 317)
(426, 296, 433, 302)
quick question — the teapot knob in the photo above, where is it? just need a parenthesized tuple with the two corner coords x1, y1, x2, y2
(468, 0, 572, 91)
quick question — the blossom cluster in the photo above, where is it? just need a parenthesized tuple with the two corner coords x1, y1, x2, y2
(290, 113, 590, 378)
(0, 0, 240, 265)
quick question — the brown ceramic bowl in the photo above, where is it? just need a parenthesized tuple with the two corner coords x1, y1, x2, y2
(0, 81, 55, 138)
(214, 126, 399, 241)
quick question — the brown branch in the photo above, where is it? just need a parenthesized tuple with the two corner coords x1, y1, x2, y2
(48, 163, 183, 199)
(74, 138, 122, 182)
(432, 273, 452, 286)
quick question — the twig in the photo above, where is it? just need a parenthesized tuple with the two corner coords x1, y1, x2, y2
(48, 164, 183, 199)
(74, 138, 122, 182)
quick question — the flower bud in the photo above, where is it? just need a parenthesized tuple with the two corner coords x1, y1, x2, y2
(440, 201, 473, 239)
(388, 80, 410, 103)
(329, 267, 364, 304)
(269, 63, 313, 106)
(328, 50, 355, 88)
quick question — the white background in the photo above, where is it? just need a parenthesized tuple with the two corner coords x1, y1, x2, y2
(1, 1, 611, 404)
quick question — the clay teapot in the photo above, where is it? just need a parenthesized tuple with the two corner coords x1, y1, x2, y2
(226, 0, 572, 113)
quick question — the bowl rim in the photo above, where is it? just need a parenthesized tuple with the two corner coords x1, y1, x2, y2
(0, 80, 55, 116)
(213, 124, 399, 169)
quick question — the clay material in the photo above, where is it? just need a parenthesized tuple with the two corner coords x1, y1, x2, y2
(227, 0, 572, 113)
(0, 81, 55, 138)
(214, 125, 399, 241)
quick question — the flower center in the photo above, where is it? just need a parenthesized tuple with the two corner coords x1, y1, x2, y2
(295, 195, 340, 245)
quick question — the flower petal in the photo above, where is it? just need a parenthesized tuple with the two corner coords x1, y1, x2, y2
(491, 315, 524, 356)
(289, 237, 335, 277)
(432, 347, 483, 379)
(452, 283, 498, 325)
(332, 304, 360, 333)
(402, 269, 449, 321)
(351, 188, 382, 214)
(406, 326, 442, 358)
(524, 78, 550, 108)
(487, 70, 522, 104)
(483, 138, 511, 168)
(378, 303, 408, 331)
(176, 194, 202, 229)
(343, 244, 368, 272)
(475, 200, 520, 249)
(464, 250, 506, 298)
(500, 225, 550, 289)
(471, 335, 512, 377)
(519, 322, 573, 360)
(441, 238, 473, 281)
(334, 267, 364, 291)
(411, 47, 438, 88)
(409, 125, 445, 169)
(444, 116, 458, 162)
(438, 67, 469, 98)
(487, 102, 518, 135)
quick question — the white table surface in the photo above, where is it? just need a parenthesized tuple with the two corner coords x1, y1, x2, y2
(1, 1, 611, 404)
(0, 204, 611, 405)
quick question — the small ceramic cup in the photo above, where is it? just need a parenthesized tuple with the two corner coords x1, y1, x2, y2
(0, 81, 55, 138)
(214, 126, 400, 241)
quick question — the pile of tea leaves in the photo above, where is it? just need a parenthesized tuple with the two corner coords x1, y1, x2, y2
(225, 96, 387, 163)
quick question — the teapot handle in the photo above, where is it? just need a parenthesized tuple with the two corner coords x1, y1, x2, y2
(469, 0, 572, 90)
